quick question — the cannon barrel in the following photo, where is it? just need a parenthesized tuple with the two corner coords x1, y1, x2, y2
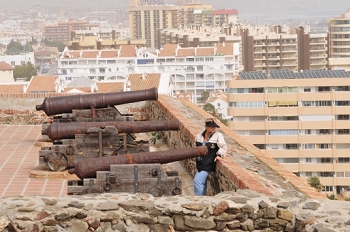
(68, 146, 208, 179)
(36, 87, 158, 116)
(42, 120, 180, 140)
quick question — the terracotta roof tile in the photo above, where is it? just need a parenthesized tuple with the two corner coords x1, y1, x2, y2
(216, 43, 234, 55)
(96, 82, 124, 92)
(176, 48, 195, 57)
(26, 76, 57, 93)
(64, 87, 91, 93)
(81, 51, 99, 58)
(196, 47, 214, 56)
(62, 51, 80, 59)
(0, 84, 25, 93)
(0, 62, 14, 70)
(128, 74, 161, 91)
(213, 9, 238, 15)
(119, 45, 136, 57)
(158, 44, 177, 57)
(100, 50, 119, 58)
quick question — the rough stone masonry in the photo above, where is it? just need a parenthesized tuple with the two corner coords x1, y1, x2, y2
(1, 190, 350, 232)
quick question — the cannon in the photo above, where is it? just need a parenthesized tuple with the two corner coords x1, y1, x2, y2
(39, 120, 180, 172)
(36, 87, 158, 117)
(42, 120, 180, 141)
(69, 146, 208, 179)
(67, 146, 208, 196)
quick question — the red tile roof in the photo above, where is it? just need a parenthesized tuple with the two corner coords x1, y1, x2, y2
(158, 44, 178, 57)
(119, 45, 136, 57)
(0, 62, 14, 70)
(81, 51, 99, 59)
(0, 84, 25, 93)
(62, 51, 80, 59)
(216, 43, 234, 55)
(177, 48, 195, 57)
(127, 74, 161, 91)
(96, 82, 124, 92)
(100, 50, 119, 58)
(196, 48, 214, 56)
(26, 76, 57, 93)
(212, 9, 239, 15)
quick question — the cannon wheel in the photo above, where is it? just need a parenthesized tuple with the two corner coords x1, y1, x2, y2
(47, 152, 68, 172)
(148, 185, 172, 197)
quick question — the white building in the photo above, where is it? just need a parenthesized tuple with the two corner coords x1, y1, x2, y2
(57, 42, 240, 103)
(0, 48, 35, 67)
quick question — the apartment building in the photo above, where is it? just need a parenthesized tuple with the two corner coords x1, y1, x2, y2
(179, 2, 212, 26)
(226, 69, 350, 195)
(57, 42, 240, 103)
(44, 19, 99, 42)
(67, 29, 145, 50)
(328, 9, 350, 71)
(159, 26, 241, 48)
(242, 26, 328, 72)
(128, 0, 180, 48)
(85, 10, 127, 25)
(192, 9, 238, 27)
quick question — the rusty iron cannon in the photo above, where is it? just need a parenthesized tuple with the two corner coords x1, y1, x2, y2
(42, 120, 180, 141)
(36, 87, 158, 118)
(68, 146, 208, 179)
(39, 120, 180, 172)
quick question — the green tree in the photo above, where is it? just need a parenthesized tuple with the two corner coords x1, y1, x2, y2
(13, 61, 37, 81)
(307, 176, 323, 192)
(42, 38, 66, 52)
(199, 91, 210, 103)
(7, 39, 23, 51)
(203, 103, 216, 116)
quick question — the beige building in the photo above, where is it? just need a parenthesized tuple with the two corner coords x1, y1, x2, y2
(67, 29, 146, 50)
(44, 19, 99, 42)
(226, 69, 350, 195)
(159, 26, 241, 48)
(242, 26, 328, 72)
(128, 0, 180, 48)
(328, 9, 350, 71)
(179, 2, 212, 26)
(0, 62, 14, 82)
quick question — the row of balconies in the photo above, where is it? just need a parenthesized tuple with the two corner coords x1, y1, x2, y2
(233, 133, 350, 148)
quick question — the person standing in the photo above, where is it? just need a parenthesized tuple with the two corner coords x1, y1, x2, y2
(194, 117, 227, 196)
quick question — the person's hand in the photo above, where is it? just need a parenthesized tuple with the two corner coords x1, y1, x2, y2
(214, 156, 223, 162)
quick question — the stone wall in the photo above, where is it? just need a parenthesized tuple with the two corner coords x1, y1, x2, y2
(1, 190, 350, 232)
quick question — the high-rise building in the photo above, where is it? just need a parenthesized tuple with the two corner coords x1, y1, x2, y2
(328, 9, 350, 71)
(128, 0, 180, 48)
(226, 69, 350, 195)
(241, 26, 328, 72)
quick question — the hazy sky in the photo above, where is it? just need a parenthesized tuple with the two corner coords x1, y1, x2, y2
(1, 0, 349, 23)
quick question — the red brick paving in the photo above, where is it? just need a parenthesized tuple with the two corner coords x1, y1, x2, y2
(0, 125, 67, 197)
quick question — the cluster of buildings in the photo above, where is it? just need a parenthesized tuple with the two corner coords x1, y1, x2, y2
(1, 0, 350, 196)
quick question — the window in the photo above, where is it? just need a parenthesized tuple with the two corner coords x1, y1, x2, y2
(254, 144, 266, 149)
(335, 101, 350, 106)
(318, 86, 331, 92)
(322, 186, 334, 192)
(21, 61, 25, 65)
(11, 61, 15, 66)
(338, 157, 350, 163)
(337, 115, 349, 120)
(286, 144, 298, 150)
(304, 88, 311, 92)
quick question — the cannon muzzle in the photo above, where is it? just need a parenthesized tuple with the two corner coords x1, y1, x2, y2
(68, 146, 208, 179)
(36, 87, 158, 116)
(42, 120, 180, 140)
